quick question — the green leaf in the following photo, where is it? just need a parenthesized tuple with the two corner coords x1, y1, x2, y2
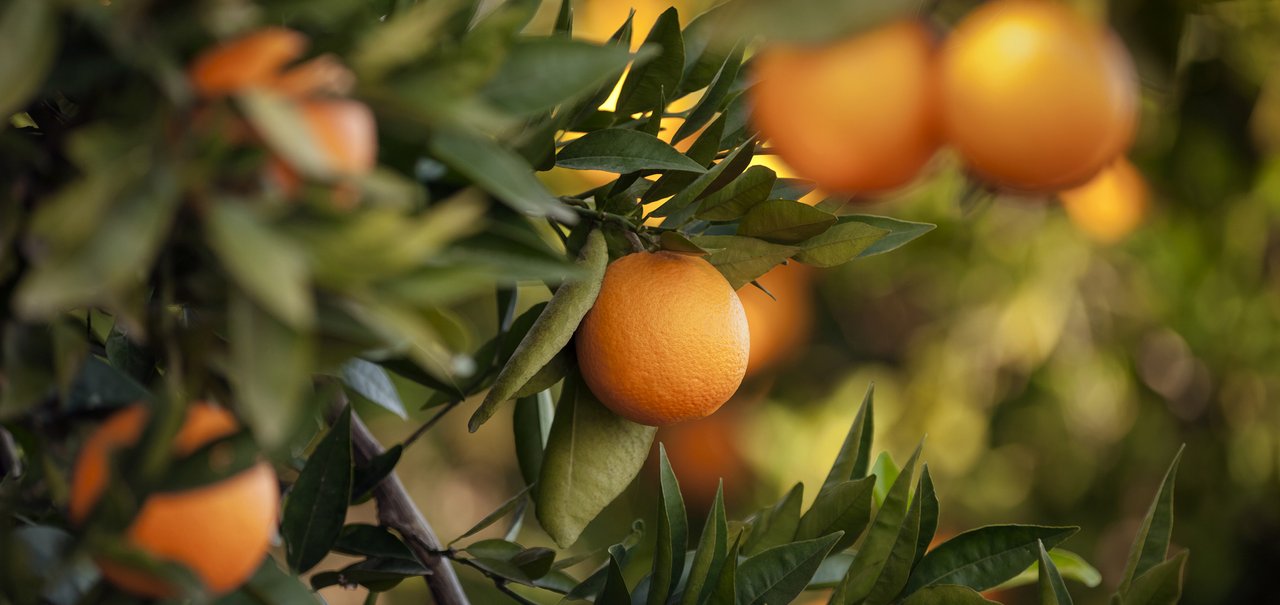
(809, 552, 855, 589)
(452, 485, 534, 545)
(562, 13, 636, 131)
(213, 558, 322, 605)
(1122, 551, 1188, 605)
(871, 452, 900, 508)
(793, 220, 890, 268)
(66, 356, 151, 412)
(471, 229, 608, 430)
(333, 525, 417, 562)
(713, 0, 919, 45)
(693, 236, 799, 290)
(914, 465, 940, 567)
(310, 557, 428, 591)
(283, 406, 354, 573)
(682, 483, 729, 605)
(710, 537, 741, 605)
(557, 129, 708, 174)
(823, 383, 876, 488)
(651, 137, 755, 223)
(865, 468, 926, 604)
(511, 547, 556, 580)
(564, 526, 646, 599)
(643, 115, 728, 203)
(600, 551, 632, 603)
(696, 166, 778, 221)
(904, 525, 1079, 595)
(649, 445, 689, 605)
(673, 42, 745, 144)
(993, 549, 1100, 591)
(831, 442, 921, 605)
(1117, 447, 1184, 595)
(228, 294, 312, 450)
(159, 432, 260, 493)
(1038, 541, 1074, 605)
(838, 215, 936, 258)
(484, 38, 641, 116)
(659, 231, 713, 256)
(616, 7, 684, 116)
(679, 6, 733, 95)
(796, 476, 874, 551)
(429, 128, 576, 222)
(513, 390, 554, 487)
(736, 533, 842, 605)
(0, 0, 57, 121)
(340, 358, 406, 419)
(899, 585, 1000, 605)
(237, 91, 333, 179)
(206, 202, 314, 331)
(743, 483, 803, 556)
(737, 200, 838, 244)
(351, 0, 463, 79)
(536, 374, 656, 547)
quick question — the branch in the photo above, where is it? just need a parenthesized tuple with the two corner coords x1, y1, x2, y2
(347, 409, 470, 605)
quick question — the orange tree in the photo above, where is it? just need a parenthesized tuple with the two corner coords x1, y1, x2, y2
(0, 0, 1187, 604)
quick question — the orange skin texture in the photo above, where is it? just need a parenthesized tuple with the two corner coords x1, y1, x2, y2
(738, 263, 815, 376)
(189, 27, 307, 97)
(751, 20, 941, 193)
(939, 0, 1139, 192)
(577, 252, 750, 426)
(1059, 157, 1149, 243)
(69, 404, 279, 598)
(299, 99, 378, 177)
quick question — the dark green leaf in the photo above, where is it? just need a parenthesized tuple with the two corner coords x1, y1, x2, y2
(616, 7, 684, 116)
(736, 533, 842, 605)
(673, 42, 745, 144)
(796, 476, 874, 551)
(484, 38, 641, 116)
(904, 525, 1079, 595)
(696, 166, 777, 221)
(914, 465, 939, 567)
(642, 115, 728, 203)
(558, 129, 708, 174)
(452, 485, 534, 545)
(600, 551, 631, 604)
(67, 356, 151, 412)
(1122, 551, 1188, 605)
(865, 468, 926, 604)
(651, 138, 755, 224)
(0, 0, 57, 119)
(809, 552, 855, 589)
(214, 558, 322, 605)
(737, 200, 837, 244)
(831, 442, 921, 604)
(514, 390, 554, 487)
(823, 384, 875, 488)
(429, 128, 576, 222)
(709, 537, 741, 605)
(743, 483, 803, 556)
(793, 220, 890, 267)
(682, 483, 729, 605)
(1117, 447, 1183, 595)
(659, 231, 712, 255)
(282, 406, 354, 573)
(562, 13, 635, 132)
(511, 547, 556, 580)
(693, 235, 798, 289)
(679, 7, 734, 95)
(1038, 541, 1074, 605)
(341, 358, 406, 419)
(105, 326, 154, 384)
(900, 585, 1000, 605)
(536, 374, 656, 547)
(838, 215, 936, 258)
(649, 445, 689, 605)
(994, 549, 1100, 591)
(310, 557, 429, 591)
(333, 525, 417, 562)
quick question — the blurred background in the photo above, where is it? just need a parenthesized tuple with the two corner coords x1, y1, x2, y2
(317, 0, 1280, 603)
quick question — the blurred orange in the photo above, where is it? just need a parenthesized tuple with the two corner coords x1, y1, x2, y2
(1058, 157, 1149, 244)
(188, 27, 307, 97)
(751, 20, 941, 193)
(939, 0, 1138, 192)
(657, 407, 750, 508)
(297, 99, 378, 178)
(737, 263, 816, 376)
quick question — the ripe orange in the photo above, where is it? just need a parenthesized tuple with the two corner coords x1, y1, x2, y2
(297, 99, 378, 177)
(737, 263, 815, 376)
(751, 20, 941, 193)
(1059, 157, 1149, 243)
(939, 0, 1139, 191)
(69, 404, 279, 598)
(189, 28, 307, 98)
(657, 409, 749, 507)
(577, 252, 749, 425)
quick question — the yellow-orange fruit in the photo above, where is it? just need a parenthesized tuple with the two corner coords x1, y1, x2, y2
(751, 20, 941, 193)
(738, 263, 815, 376)
(298, 99, 377, 177)
(939, 0, 1139, 191)
(1059, 157, 1149, 243)
(577, 252, 749, 426)
(189, 28, 307, 97)
(69, 404, 279, 598)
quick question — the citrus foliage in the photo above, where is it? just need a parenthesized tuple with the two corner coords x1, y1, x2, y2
(0, 0, 1191, 604)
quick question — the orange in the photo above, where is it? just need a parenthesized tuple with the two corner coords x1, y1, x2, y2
(1059, 157, 1149, 243)
(939, 0, 1139, 192)
(737, 263, 815, 376)
(751, 20, 941, 193)
(271, 54, 356, 99)
(189, 27, 307, 97)
(69, 404, 279, 598)
(297, 99, 378, 177)
(577, 252, 749, 425)
(657, 409, 749, 508)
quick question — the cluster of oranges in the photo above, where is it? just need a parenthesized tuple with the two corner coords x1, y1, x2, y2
(752, 0, 1141, 198)
(188, 27, 377, 200)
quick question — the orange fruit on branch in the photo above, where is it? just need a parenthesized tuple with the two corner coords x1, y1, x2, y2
(939, 0, 1139, 191)
(751, 20, 941, 193)
(577, 252, 749, 426)
(189, 27, 307, 98)
(1059, 157, 1149, 243)
(297, 99, 378, 178)
(69, 403, 279, 598)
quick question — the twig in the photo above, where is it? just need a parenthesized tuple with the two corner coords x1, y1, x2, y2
(341, 406, 470, 605)
(399, 400, 463, 450)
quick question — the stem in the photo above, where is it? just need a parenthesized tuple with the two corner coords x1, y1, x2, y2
(343, 406, 470, 605)
(400, 400, 462, 450)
